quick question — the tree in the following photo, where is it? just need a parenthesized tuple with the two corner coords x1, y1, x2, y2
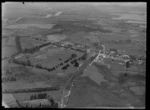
(129, 55, 137, 61)
(124, 61, 131, 75)
(47, 97, 58, 108)
(52, 67, 56, 70)
(125, 61, 130, 68)
(8, 59, 11, 63)
(80, 52, 87, 60)
(15, 36, 22, 53)
(71, 53, 77, 58)
(15, 98, 23, 108)
(30, 95, 33, 100)
(36, 64, 42, 68)
(23, 48, 28, 53)
(22, 62, 26, 66)
(26, 60, 31, 66)
(60, 63, 63, 66)
(74, 60, 79, 67)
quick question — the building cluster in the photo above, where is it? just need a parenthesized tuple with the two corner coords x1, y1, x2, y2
(94, 47, 146, 67)
(106, 48, 146, 65)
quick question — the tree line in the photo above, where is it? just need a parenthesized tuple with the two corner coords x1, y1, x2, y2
(2, 76, 16, 82)
(12, 52, 87, 72)
(14, 35, 53, 54)
(15, 35, 86, 56)
(30, 93, 48, 100)
(3, 87, 59, 93)
(21, 42, 52, 54)
(15, 94, 58, 108)
(15, 36, 22, 53)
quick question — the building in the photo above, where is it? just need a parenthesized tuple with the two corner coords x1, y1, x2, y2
(109, 48, 118, 56)
(121, 54, 130, 61)
(62, 42, 73, 46)
(137, 56, 146, 61)
(137, 56, 146, 65)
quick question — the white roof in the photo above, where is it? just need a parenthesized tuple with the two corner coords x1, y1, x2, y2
(122, 55, 130, 57)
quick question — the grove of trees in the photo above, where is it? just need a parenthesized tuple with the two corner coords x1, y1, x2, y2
(15, 36, 22, 53)
(15, 94, 58, 108)
(2, 77, 16, 82)
(12, 52, 85, 72)
(22, 42, 52, 54)
(30, 93, 47, 100)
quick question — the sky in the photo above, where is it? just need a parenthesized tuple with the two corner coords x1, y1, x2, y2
(3, 2, 146, 6)
(2, 2, 146, 11)
(2, 2, 146, 19)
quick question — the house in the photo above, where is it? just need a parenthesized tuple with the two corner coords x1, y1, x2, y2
(137, 56, 146, 65)
(15, 54, 24, 59)
(109, 49, 118, 55)
(129, 55, 137, 61)
(121, 54, 130, 61)
(62, 42, 73, 46)
(137, 56, 146, 61)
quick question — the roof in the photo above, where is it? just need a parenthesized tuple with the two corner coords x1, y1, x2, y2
(109, 49, 118, 53)
(138, 56, 146, 60)
(122, 55, 130, 58)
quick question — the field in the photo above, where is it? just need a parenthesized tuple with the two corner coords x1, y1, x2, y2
(20, 37, 35, 48)
(47, 34, 67, 42)
(5, 23, 55, 29)
(2, 46, 17, 58)
(67, 76, 144, 107)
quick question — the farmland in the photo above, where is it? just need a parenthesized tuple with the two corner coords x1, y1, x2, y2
(2, 2, 146, 108)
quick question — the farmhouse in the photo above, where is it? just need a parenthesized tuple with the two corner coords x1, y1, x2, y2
(120, 54, 130, 61)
